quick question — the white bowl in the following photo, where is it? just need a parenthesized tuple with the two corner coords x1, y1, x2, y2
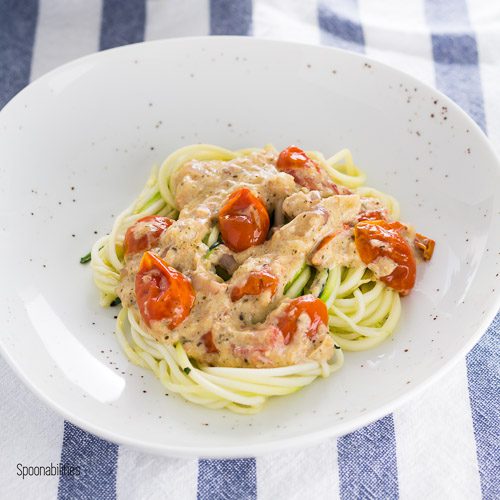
(0, 37, 498, 458)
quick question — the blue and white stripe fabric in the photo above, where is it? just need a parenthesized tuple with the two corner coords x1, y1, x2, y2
(0, 1, 498, 498)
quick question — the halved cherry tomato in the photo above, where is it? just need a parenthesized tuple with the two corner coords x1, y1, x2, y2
(231, 267, 278, 302)
(135, 252, 195, 328)
(414, 233, 435, 261)
(354, 220, 416, 294)
(124, 216, 173, 256)
(201, 331, 218, 353)
(357, 209, 387, 222)
(276, 295, 328, 345)
(218, 188, 270, 252)
(277, 146, 339, 194)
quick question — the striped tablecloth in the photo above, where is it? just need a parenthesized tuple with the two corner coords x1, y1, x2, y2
(0, 1, 498, 499)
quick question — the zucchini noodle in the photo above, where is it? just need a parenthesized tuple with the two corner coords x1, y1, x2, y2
(116, 307, 343, 414)
(284, 265, 401, 351)
(90, 144, 403, 413)
(205, 225, 220, 248)
(309, 149, 367, 188)
(91, 166, 176, 306)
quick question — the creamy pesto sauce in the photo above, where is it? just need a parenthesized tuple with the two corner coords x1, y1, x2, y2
(117, 150, 393, 368)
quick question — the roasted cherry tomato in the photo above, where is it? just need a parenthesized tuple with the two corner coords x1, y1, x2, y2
(354, 220, 416, 294)
(231, 267, 279, 302)
(276, 295, 328, 345)
(135, 251, 195, 328)
(277, 145, 339, 193)
(124, 216, 173, 256)
(218, 188, 270, 252)
(414, 233, 435, 261)
(201, 331, 218, 353)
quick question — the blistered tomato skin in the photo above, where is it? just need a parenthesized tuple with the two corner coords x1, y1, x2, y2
(414, 233, 436, 261)
(135, 251, 195, 328)
(354, 220, 416, 294)
(277, 145, 340, 194)
(277, 295, 329, 345)
(231, 267, 279, 302)
(124, 216, 173, 256)
(218, 188, 270, 252)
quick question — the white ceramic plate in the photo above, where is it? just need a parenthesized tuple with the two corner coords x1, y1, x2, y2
(0, 37, 499, 458)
